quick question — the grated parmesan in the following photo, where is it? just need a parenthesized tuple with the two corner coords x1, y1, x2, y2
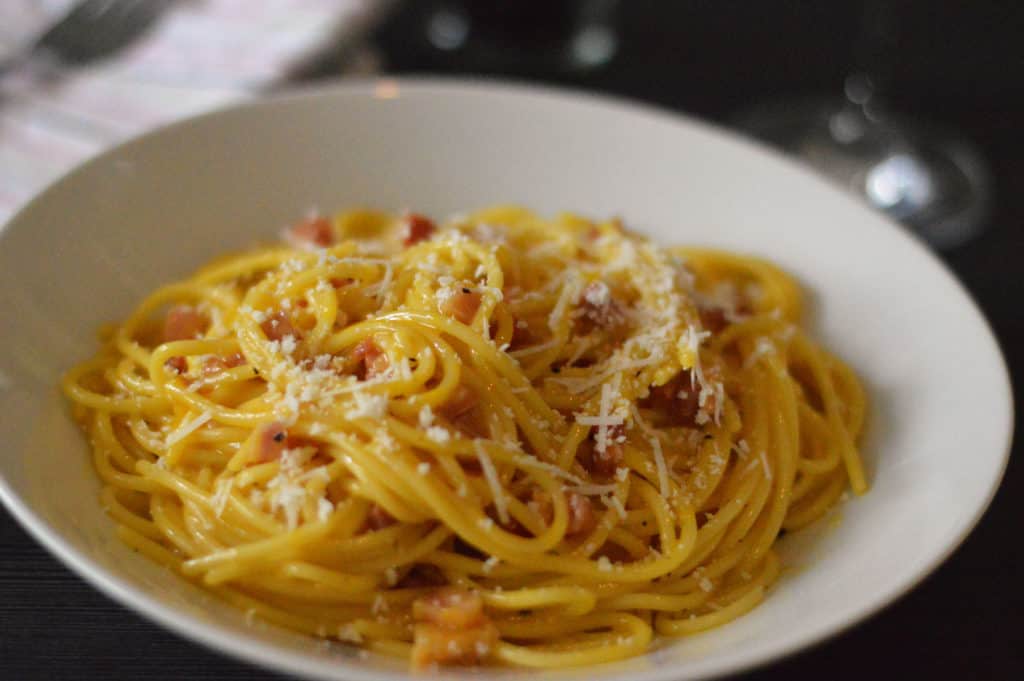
(270, 482, 306, 530)
(317, 497, 334, 523)
(566, 483, 619, 496)
(474, 440, 509, 524)
(346, 390, 388, 420)
(426, 426, 450, 444)
(744, 337, 776, 369)
(549, 356, 657, 394)
(582, 280, 611, 307)
(211, 477, 233, 517)
(547, 272, 583, 331)
(509, 338, 561, 358)
(418, 405, 434, 428)
(280, 334, 297, 356)
(605, 494, 628, 520)
(165, 410, 213, 446)
(591, 381, 622, 455)
(649, 435, 670, 499)
(575, 413, 626, 427)
(506, 453, 585, 485)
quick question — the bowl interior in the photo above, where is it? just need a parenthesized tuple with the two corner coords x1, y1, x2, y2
(0, 80, 1011, 681)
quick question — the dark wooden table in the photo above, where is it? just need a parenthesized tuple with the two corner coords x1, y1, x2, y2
(3, 2, 1021, 679)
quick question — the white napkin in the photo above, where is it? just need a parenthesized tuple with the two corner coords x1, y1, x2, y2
(0, 0, 386, 222)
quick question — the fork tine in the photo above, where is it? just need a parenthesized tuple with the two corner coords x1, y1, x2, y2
(36, 0, 119, 50)
(36, 0, 169, 65)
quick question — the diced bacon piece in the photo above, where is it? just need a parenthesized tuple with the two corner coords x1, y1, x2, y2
(400, 214, 436, 247)
(508, 319, 534, 351)
(413, 589, 486, 630)
(398, 564, 446, 588)
(163, 305, 207, 342)
(365, 503, 396, 530)
(330, 277, 354, 288)
(309, 451, 333, 468)
(442, 289, 482, 325)
(698, 305, 728, 334)
(411, 588, 497, 669)
(677, 389, 701, 426)
(260, 312, 298, 342)
(566, 492, 597, 536)
(651, 371, 700, 426)
(524, 489, 598, 536)
(256, 421, 288, 463)
(648, 377, 676, 405)
(286, 216, 334, 249)
(575, 281, 625, 335)
(593, 444, 622, 475)
(590, 437, 624, 479)
(642, 368, 719, 427)
(351, 338, 389, 380)
(582, 424, 624, 477)
(202, 352, 246, 376)
(164, 356, 188, 374)
(411, 621, 498, 669)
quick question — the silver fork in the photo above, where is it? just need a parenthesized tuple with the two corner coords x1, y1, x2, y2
(0, 0, 171, 83)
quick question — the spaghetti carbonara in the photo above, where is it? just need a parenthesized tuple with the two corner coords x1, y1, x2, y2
(63, 206, 867, 669)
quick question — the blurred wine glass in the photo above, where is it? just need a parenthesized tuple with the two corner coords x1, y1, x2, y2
(419, 0, 620, 73)
(736, 1, 990, 250)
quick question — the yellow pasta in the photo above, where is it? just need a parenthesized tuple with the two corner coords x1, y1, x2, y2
(63, 206, 867, 669)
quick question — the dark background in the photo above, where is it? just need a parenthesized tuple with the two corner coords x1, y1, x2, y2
(2, 2, 1022, 679)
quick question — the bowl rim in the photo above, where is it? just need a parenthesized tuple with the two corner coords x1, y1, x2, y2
(0, 75, 1014, 681)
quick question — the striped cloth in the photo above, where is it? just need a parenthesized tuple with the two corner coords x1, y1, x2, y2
(0, 0, 385, 222)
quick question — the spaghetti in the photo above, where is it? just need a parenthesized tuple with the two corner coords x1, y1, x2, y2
(63, 206, 867, 669)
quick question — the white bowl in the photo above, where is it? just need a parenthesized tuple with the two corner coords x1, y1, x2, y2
(0, 79, 1012, 680)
